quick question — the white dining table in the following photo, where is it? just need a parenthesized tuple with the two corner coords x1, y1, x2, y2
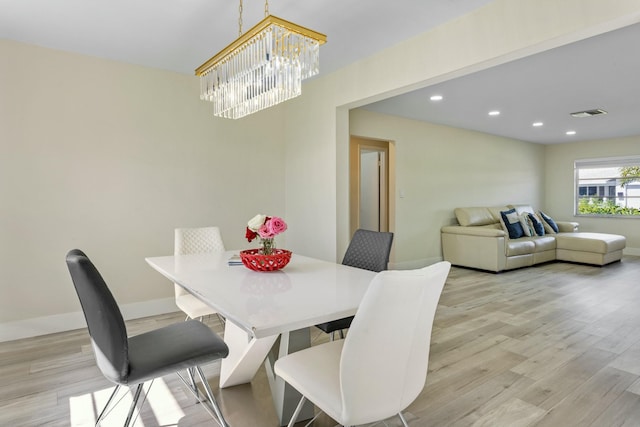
(145, 250, 376, 425)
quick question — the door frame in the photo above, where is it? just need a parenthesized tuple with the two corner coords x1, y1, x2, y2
(349, 136, 395, 237)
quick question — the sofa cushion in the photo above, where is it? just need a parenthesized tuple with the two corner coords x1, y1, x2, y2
(530, 235, 557, 252)
(539, 211, 559, 233)
(555, 232, 626, 253)
(506, 239, 535, 256)
(511, 236, 556, 254)
(500, 209, 524, 239)
(511, 205, 536, 215)
(487, 206, 511, 222)
(455, 207, 496, 226)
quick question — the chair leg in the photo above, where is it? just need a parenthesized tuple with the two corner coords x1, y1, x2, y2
(216, 313, 226, 325)
(186, 367, 201, 402)
(123, 383, 144, 427)
(398, 411, 410, 427)
(95, 385, 121, 426)
(194, 366, 228, 427)
(287, 396, 306, 427)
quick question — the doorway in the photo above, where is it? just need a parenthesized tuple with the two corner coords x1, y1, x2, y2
(349, 136, 394, 236)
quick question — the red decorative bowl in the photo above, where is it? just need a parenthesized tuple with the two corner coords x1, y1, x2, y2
(239, 249, 292, 272)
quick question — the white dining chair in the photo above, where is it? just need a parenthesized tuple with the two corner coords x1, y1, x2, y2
(274, 261, 451, 427)
(174, 226, 226, 321)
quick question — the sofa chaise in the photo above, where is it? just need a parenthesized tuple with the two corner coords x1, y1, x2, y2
(441, 205, 626, 272)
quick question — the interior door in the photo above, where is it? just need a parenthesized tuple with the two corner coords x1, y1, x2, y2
(359, 150, 384, 231)
(349, 137, 393, 236)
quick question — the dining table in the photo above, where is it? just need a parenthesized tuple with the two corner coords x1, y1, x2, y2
(145, 250, 377, 426)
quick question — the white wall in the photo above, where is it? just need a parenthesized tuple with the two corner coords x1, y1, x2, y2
(0, 40, 286, 340)
(350, 109, 546, 268)
(282, 0, 640, 263)
(545, 136, 640, 254)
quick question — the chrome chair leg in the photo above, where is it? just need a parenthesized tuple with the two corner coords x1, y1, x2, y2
(287, 396, 307, 427)
(123, 383, 144, 427)
(398, 411, 410, 427)
(95, 385, 121, 426)
(186, 367, 201, 402)
(195, 366, 228, 427)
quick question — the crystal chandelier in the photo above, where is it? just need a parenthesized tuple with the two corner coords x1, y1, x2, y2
(195, 0, 326, 119)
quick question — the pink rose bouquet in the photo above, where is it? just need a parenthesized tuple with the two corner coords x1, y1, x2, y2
(245, 214, 287, 255)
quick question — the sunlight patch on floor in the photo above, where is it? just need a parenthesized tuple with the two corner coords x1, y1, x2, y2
(69, 378, 186, 427)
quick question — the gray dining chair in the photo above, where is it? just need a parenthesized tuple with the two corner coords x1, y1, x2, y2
(276, 262, 451, 427)
(65, 249, 229, 427)
(315, 229, 394, 339)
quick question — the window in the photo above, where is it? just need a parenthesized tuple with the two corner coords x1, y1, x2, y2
(575, 157, 640, 216)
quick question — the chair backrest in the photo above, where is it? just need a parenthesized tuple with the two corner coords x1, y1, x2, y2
(174, 226, 225, 298)
(66, 249, 129, 384)
(174, 226, 225, 256)
(339, 261, 451, 426)
(342, 229, 393, 272)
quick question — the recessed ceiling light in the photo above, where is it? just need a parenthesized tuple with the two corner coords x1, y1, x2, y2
(488, 110, 500, 116)
(532, 122, 544, 127)
(430, 95, 443, 101)
(566, 130, 577, 135)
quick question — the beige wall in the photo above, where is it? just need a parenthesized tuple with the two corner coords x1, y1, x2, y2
(545, 136, 640, 253)
(3, 0, 640, 340)
(282, 0, 640, 262)
(0, 40, 285, 338)
(350, 109, 546, 267)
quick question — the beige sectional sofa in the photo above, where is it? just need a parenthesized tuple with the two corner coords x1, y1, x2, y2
(441, 205, 626, 272)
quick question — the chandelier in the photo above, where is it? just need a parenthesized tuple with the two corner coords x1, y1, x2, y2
(195, 0, 326, 119)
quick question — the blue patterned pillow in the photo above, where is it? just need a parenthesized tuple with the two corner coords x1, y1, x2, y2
(500, 209, 524, 239)
(539, 211, 559, 233)
(528, 213, 545, 236)
(518, 214, 534, 237)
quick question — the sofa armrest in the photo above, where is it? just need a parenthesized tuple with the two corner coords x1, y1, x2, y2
(441, 225, 506, 238)
(441, 226, 507, 272)
(556, 221, 579, 232)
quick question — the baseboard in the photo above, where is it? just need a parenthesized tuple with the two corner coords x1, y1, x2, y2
(0, 297, 177, 343)
(624, 247, 640, 257)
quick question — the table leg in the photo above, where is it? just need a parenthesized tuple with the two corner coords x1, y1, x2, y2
(264, 328, 315, 426)
(219, 321, 278, 388)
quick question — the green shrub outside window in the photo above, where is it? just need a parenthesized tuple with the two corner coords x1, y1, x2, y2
(575, 159, 640, 217)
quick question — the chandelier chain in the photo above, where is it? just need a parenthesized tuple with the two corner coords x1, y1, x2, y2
(264, 0, 269, 17)
(238, 0, 243, 35)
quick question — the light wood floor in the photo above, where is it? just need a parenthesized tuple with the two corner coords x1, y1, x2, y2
(3, 257, 640, 426)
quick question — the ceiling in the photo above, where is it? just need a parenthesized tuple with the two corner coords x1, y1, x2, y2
(1, 0, 638, 145)
(363, 22, 640, 145)
(0, 0, 493, 75)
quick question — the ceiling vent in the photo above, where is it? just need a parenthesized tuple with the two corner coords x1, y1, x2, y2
(570, 109, 608, 118)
